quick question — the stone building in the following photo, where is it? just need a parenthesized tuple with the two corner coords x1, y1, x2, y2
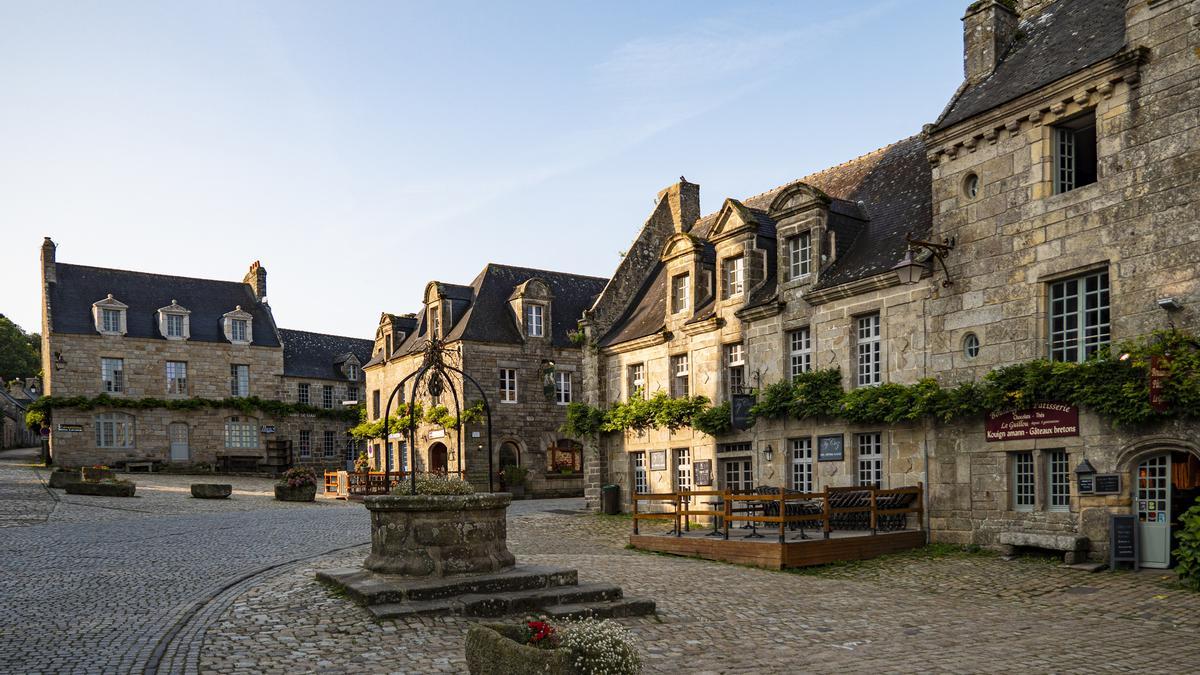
(1, 378, 41, 449)
(38, 238, 371, 471)
(579, 0, 1200, 568)
(362, 264, 607, 498)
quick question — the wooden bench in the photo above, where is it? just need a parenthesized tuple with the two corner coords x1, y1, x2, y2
(124, 461, 156, 473)
(998, 531, 1090, 564)
(218, 455, 261, 473)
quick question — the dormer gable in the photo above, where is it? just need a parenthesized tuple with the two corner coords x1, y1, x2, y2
(92, 294, 128, 336)
(509, 278, 554, 341)
(708, 198, 758, 242)
(767, 182, 831, 221)
(660, 232, 701, 264)
(221, 305, 254, 345)
(157, 300, 191, 341)
(336, 353, 362, 380)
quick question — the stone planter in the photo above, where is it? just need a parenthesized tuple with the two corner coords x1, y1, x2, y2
(81, 467, 115, 482)
(274, 483, 317, 502)
(363, 493, 516, 576)
(464, 623, 574, 675)
(48, 470, 79, 490)
(191, 483, 233, 499)
(508, 484, 526, 500)
(65, 481, 136, 498)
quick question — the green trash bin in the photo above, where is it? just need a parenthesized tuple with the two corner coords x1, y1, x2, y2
(601, 484, 620, 515)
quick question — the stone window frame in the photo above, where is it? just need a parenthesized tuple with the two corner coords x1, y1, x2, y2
(525, 303, 546, 338)
(554, 371, 571, 405)
(631, 451, 648, 495)
(323, 430, 337, 458)
(297, 382, 310, 405)
(790, 437, 814, 493)
(372, 389, 380, 419)
(101, 356, 125, 394)
(230, 364, 250, 397)
(627, 363, 646, 400)
(786, 230, 812, 281)
(725, 343, 746, 397)
(855, 432, 883, 488)
(222, 306, 254, 345)
(322, 385, 334, 409)
(95, 412, 135, 449)
(788, 327, 813, 380)
(165, 360, 188, 396)
(345, 362, 359, 381)
(298, 429, 312, 458)
(854, 312, 882, 388)
(670, 273, 690, 314)
(670, 353, 689, 398)
(92, 294, 128, 336)
(673, 448, 692, 499)
(1046, 448, 1071, 512)
(224, 415, 259, 449)
(1045, 266, 1111, 363)
(721, 255, 745, 299)
(1051, 109, 1098, 195)
(157, 300, 191, 341)
(1010, 450, 1036, 512)
(499, 368, 518, 404)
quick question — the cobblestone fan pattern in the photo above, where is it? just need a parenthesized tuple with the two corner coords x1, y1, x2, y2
(200, 511, 1200, 674)
(0, 454, 370, 674)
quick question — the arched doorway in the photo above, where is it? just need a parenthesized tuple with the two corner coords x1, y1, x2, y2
(429, 442, 448, 474)
(1122, 438, 1200, 569)
(498, 442, 520, 489)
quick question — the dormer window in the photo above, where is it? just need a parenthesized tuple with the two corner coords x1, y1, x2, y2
(671, 274, 690, 314)
(722, 256, 744, 299)
(347, 363, 358, 381)
(526, 304, 545, 338)
(92, 294, 128, 336)
(222, 306, 254, 345)
(157, 300, 191, 341)
(787, 231, 812, 280)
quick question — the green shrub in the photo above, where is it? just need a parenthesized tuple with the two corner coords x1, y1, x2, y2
(1174, 498, 1200, 591)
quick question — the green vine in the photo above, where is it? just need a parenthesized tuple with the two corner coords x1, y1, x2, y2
(26, 395, 362, 426)
(349, 400, 486, 440)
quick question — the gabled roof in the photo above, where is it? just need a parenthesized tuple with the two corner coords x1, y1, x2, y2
(48, 263, 280, 347)
(279, 328, 373, 380)
(936, 0, 1127, 129)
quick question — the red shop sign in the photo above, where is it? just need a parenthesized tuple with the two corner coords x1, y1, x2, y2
(1150, 355, 1171, 412)
(985, 402, 1079, 442)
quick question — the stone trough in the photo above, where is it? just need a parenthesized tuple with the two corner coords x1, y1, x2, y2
(318, 492, 655, 620)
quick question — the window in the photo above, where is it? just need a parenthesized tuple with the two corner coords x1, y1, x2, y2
(856, 314, 881, 387)
(1053, 111, 1097, 194)
(101, 358, 124, 393)
(963, 333, 980, 359)
(555, 371, 571, 405)
(102, 308, 122, 333)
(224, 416, 258, 449)
(166, 361, 187, 395)
(628, 363, 645, 399)
(790, 438, 814, 492)
(1012, 451, 1035, 511)
(298, 430, 311, 458)
(165, 313, 184, 338)
(674, 448, 692, 499)
(789, 328, 812, 380)
(372, 390, 380, 419)
(346, 364, 358, 381)
(1049, 270, 1110, 363)
(632, 452, 648, 494)
(500, 368, 517, 403)
(345, 438, 357, 462)
(322, 385, 334, 409)
(787, 231, 812, 280)
(230, 364, 249, 397)
(324, 430, 336, 458)
(346, 384, 358, 403)
(230, 319, 248, 343)
(670, 355, 689, 398)
(297, 383, 310, 405)
(856, 432, 882, 487)
(94, 412, 135, 448)
(385, 334, 393, 358)
(1048, 449, 1070, 512)
(526, 304, 544, 337)
(722, 256, 744, 299)
(723, 458, 753, 492)
(671, 274, 690, 314)
(962, 172, 980, 199)
(726, 343, 745, 396)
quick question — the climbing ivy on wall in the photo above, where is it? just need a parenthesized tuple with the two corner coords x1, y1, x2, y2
(26, 394, 363, 428)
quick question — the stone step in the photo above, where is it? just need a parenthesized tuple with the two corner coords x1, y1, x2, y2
(542, 597, 657, 620)
(458, 583, 625, 618)
(368, 598, 462, 619)
(317, 565, 579, 606)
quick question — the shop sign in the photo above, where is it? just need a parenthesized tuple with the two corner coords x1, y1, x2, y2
(817, 435, 844, 462)
(1077, 475, 1095, 494)
(1093, 473, 1121, 495)
(1149, 355, 1171, 412)
(260, 425, 276, 434)
(428, 429, 445, 439)
(985, 403, 1078, 441)
(56, 424, 83, 433)
(650, 450, 667, 471)
(731, 394, 755, 430)
(694, 460, 713, 487)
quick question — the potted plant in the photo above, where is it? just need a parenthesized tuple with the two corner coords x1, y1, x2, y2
(353, 451, 370, 473)
(500, 464, 529, 499)
(274, 467, 318, 502)
(465, 617, 641, 675)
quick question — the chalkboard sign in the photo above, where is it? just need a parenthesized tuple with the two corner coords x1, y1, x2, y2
(731, 394, 755, 430)
(817, 435, 844, 462)
(1077, 475, 1095, 494)
(650, 450, 667, 471)
(694, 460, 712, 487)
(1110, 513, 1138, 570)
(1094, 474, 1121, 495)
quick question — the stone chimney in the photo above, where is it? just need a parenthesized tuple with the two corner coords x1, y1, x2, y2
(656, 179, 700, 234)
(963, 0, 1019, 85)
(244, 261, 267, 303)
(1017, 0, 1055, 17)
(41, 237, 56, 285)
(8, 380, 24, 399)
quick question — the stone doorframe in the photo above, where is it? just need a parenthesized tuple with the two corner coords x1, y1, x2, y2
(1115, 435, 1200, 473)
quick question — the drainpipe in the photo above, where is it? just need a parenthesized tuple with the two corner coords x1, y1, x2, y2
(921, 287, 932, 540)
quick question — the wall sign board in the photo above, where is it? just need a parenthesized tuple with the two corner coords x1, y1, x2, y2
(56, 424, 83, 433)
(694, 460, 713, 486)
(1077, 475, 1095, 494)
(817, 435, 844, 462)
(731, 394, 755, 430)
(1110, 513, 1138, 571)
(650, 450, 667, 471)
(985, 403, 1079, 441)
(1093, 473, 1121, 495)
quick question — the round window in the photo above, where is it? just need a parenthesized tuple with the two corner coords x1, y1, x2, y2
(963, 333, 980, 359)
(963, 172, 980, 199)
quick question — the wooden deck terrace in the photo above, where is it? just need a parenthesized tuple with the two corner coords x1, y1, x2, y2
(630, 485, 926, 570)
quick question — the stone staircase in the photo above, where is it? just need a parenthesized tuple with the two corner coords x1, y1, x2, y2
(317, 564, 655, 620)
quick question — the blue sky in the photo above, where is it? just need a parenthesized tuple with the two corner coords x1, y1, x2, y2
(0, 1, 965, 337)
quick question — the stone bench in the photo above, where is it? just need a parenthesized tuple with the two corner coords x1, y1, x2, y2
(998, 531, 1089, 564)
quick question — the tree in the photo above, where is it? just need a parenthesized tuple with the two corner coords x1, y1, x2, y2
(0, 315, 40, 382)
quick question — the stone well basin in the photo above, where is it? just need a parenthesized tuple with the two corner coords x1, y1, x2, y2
(362, 492, 516, 577)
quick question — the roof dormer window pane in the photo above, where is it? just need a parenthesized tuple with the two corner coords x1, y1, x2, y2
(231, 319, 247, 342)
(671, 274, 690, 314)
(166, 314, 184, 338)
(526, 304, 544, 338)
(723, 256, 744, 299)
(102, 309, 122, 333)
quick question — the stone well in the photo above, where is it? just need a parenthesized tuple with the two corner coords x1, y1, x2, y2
(363, 493, 516, 577)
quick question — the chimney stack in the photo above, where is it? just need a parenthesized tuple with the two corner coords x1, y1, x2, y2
(963, 0, 1019, 85)
(41, 237, 57, 285)
(244, 261, 267, 303)
(656, 178, 700, 234)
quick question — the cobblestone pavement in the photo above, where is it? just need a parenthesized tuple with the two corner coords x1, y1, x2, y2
(200, 511, 1200, 674)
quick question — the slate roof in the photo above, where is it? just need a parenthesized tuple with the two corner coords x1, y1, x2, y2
(600, 135, 931, 347)
(937, 0, 1127, 129)
(279, 329, 373, 380)
(48, 263, 280, 347)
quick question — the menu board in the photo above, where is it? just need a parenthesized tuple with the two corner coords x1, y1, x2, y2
(1094, 474, 1121, 495)
(818, 435, 844, 462)
(694, 460, 713, 486)
(1109, 513, 1138, 570)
